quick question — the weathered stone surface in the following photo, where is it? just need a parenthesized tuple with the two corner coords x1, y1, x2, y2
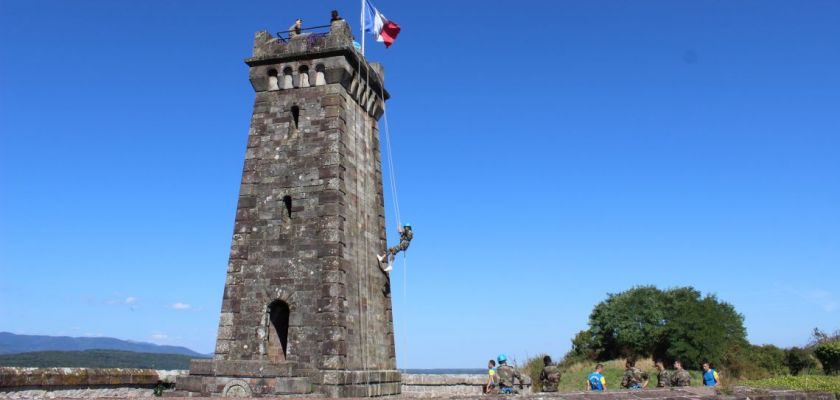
(400, 373, 530, 398)
(273, 377, 312, 394)
(174, 19, 398, 398)
(0, 367, 183, 389)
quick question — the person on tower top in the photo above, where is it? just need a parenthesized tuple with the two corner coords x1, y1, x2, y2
(378, 224, 413, 272)
(331, 10, 343, 22)
(288, 18, 302, 38)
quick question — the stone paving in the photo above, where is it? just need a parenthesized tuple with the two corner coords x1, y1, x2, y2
(1, 387, 836, 400)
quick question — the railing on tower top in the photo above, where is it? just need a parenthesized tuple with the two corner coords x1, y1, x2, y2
(275, 24, 334, 42)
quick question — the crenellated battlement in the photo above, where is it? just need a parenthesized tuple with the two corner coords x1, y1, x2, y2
(245, 20, 388, 119)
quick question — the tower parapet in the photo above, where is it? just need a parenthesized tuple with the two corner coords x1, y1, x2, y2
(246, 20, 388, 120)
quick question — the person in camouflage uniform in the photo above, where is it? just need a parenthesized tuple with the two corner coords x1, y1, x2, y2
(153, 380, 166, 397)
(671, 360, 691, 387)
(655, 360, 671, 388)
(495, 354, 525, 394)
(620, 358, 649, 389)
(539, 355, 561, 393)
(378, 224, 413, 271)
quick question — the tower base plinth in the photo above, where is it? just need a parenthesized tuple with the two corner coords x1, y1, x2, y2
(170, 360, 400, 398)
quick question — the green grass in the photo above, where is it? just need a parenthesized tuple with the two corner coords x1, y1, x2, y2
(741, 375, 840, 399)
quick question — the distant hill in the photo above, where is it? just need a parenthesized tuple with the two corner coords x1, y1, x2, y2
(0, 349, 207, 369)
(404, 369, 485, 375)
(0, 332, 208, 357)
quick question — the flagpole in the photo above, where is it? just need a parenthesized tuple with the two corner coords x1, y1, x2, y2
(360, 0, 366, 55)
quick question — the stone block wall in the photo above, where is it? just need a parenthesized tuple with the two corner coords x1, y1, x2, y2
(0, 367, 182, 389)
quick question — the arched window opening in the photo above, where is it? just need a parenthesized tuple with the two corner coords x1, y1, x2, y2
(267, 300, 290, 362)
(314, 64, 326, 86)
(282, 67, 294, 89)
(267, 69, 279, 91)
(298, 65, 310, 88)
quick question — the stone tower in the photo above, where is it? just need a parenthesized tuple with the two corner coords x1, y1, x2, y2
(174, 20, 400, 398)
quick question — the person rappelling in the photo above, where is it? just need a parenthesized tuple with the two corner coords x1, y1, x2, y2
(378, 224, 412, 272)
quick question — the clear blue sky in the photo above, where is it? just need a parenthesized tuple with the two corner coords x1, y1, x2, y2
(1, 0, 838, 368)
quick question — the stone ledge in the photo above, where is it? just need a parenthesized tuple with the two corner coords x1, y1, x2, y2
(0, 367, 186, 388)
(3, 388, 833, 399)
(401, 374, 532, 386)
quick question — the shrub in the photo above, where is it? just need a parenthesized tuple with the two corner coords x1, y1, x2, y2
(749, 344, 788, 378)
(786, 347, 817, 376)
(814, 342, 840, 375)
(522, 354, 548, 392)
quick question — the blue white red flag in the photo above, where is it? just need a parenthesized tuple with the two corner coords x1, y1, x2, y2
(363, 0, 401, 48)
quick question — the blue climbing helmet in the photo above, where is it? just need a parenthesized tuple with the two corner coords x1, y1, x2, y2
(497, 354, 507, 363)
(404, 223, 411, 228)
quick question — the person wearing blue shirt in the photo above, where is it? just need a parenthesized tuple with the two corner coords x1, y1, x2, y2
(702, 362, 720, 387)
(587, 364, 607, 391)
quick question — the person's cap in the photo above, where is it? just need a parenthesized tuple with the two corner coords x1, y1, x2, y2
(497, 354, 507, 363)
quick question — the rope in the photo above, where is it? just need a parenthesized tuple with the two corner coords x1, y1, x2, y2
(378, 84, 402, 228)
(375, 64, 408, 376)
(365, 56, 409, 377)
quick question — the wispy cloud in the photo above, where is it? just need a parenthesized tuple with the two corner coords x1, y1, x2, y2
(150, 333, 168, 341)
(808, 289, 838, 312)
(170, 302, 192, 310)
(778, 285, 837, 313)
(106, 296, 139, 311)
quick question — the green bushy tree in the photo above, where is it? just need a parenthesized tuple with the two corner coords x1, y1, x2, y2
(785, 347, 817, 376)
(584, 286, 748, 370)
(569, 330, 597, 361)
(588, 286, 666, 360)
(813, 342, 840, 375)
(748, 345, 788, 378)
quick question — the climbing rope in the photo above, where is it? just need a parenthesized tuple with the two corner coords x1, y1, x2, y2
(378, 83, 402, 228)
(374, 62, 409, 376)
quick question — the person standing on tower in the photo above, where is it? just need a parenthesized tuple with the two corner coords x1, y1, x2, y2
(288, 18, 302, 38)
(330, 10, 343, 22)
(378, 224, 413, 272)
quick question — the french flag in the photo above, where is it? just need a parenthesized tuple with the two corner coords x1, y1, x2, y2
(363, 0, 401, 48)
